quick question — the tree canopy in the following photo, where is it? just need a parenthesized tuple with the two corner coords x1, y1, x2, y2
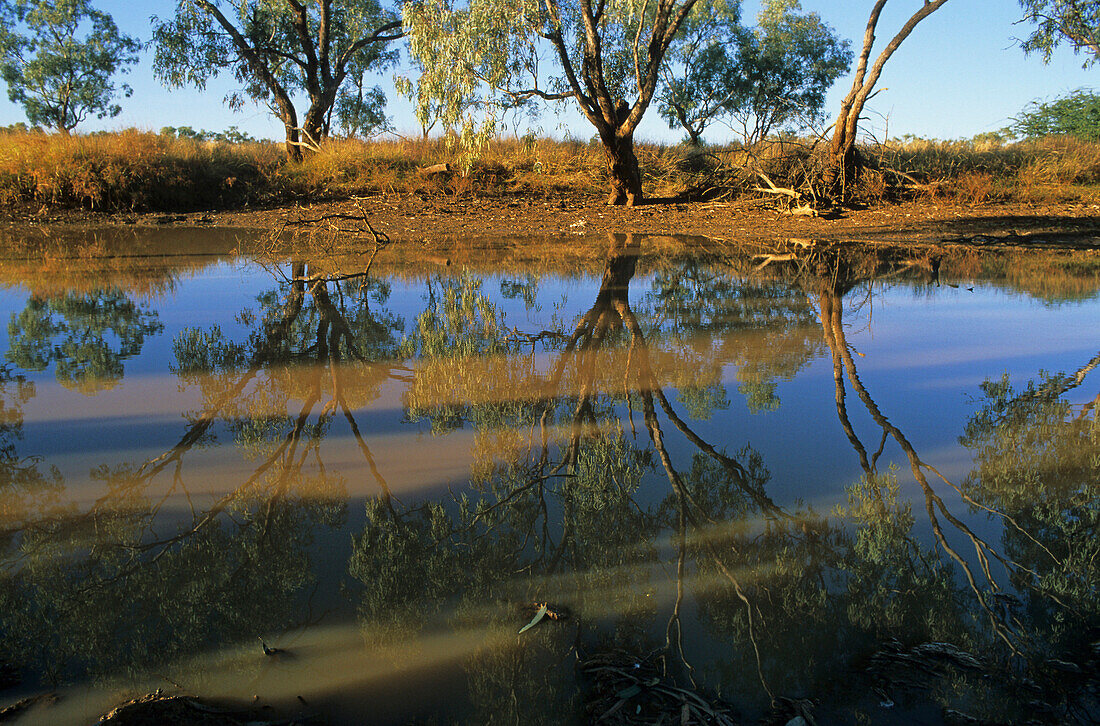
(152, 0, 403, 160)
(728, 0, 851, 145)
(0, 0, 140, 134)
(1019, 0, 1100, 67)
(404, 0, 705, 204)
(655, 0, 744, 146)
(657, 0, 850, 146)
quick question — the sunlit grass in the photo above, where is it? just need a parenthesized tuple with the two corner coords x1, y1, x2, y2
(872, 134, 1100, 204)
(1, 127, 1099, 212)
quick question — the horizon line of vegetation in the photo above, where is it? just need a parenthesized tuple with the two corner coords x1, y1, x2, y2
(0, 0, 1096, 207)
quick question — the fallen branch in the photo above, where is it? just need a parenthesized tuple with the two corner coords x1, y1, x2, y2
(752, 171, 801, 200)
(786, 203, 818, 218)
(417, 162, 451, 176)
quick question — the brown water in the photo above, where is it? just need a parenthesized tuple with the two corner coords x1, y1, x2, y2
(0, 232, 1098, 725)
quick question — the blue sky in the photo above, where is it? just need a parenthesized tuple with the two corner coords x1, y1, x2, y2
(0, 0, 1094, 143)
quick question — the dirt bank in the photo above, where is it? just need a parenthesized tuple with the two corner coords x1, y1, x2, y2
(5, 194, 1100, 249)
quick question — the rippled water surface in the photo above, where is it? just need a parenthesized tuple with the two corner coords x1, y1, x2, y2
(1, 231, 1098, 725)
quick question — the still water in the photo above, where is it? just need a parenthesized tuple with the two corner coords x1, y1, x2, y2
(0, 231, 1098, 725)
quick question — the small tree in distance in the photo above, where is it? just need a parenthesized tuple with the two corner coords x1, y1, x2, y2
(658, 0, 850, 148)
(726, 0, 851, 146)
(0, 0, 140, 135)
(656, 0, 744, 147)
(1010, 89, 1100, 141)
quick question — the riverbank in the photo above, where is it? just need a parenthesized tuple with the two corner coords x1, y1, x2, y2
(5, 195, 1099, 249)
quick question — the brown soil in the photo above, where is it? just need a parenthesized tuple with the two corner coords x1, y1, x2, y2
(5, 194, 1100, 249)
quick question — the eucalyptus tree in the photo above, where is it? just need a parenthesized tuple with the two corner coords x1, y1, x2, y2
(0, 0, 140, 134)
(152, 0, 403, 161)
(404, 0, 706, 205)
(826, 0, 949, 198)
(1019, 0, 1100, 66)
(657, 0, 850, 147)
(655, 0, 744, 146)
(725, 0, 850, 145)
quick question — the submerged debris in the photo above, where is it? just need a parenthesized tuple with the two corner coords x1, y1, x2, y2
(868, 639, 983, 689)
(258, 637, 288, 657)
(95, 691, 318, 725)
(518, 601, 572, 634)
(760, 697, 818, 726)
(580, 650, 738, 725)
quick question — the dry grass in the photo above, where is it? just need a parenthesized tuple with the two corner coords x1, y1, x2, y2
(867, 135, 1100, 204)
(0, 128, 286, 211)
(1, 128, 1099, 213)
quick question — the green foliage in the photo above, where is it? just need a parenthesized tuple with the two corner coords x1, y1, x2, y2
(6, 289, 163, 393)
(334, 82, 391, 138)
(151, 0, 400, 152)
(656, 0, 744, 145)
(1019, 0, 1100, 67)
(0, 0, 139, 133)
(729, 0, 851, 143)
(657, 0, 851, 145)
(1010, 89, 1100, 141)
(160, 125, 257, 143)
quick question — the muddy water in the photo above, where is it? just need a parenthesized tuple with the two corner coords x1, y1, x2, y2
(0, 232, 1098, 725)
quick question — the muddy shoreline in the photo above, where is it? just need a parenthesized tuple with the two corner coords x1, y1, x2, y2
(4, 195, 1100, 249)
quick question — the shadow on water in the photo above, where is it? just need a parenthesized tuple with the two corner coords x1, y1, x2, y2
(0, 230, 1097, 724)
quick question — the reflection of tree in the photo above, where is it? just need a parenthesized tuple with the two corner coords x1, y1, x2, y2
(357, 242, 1050, 720)
(5, 289, 163, 393)
(0, 260, 408, 688)
(0, 362, 62, 550)
(350, 236, 834, 721)
(959, 358, 1100, 663)
(4, 245, 1095, 721)
(644, 259, 822, 414)
(811, 260, 1100, 723)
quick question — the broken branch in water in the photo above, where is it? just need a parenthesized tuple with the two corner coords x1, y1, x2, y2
(752, 252, 799, 270)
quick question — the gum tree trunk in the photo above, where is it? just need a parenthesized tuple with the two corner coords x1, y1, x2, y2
(604, 131, 644, 206)
(824, 0, 950, 200)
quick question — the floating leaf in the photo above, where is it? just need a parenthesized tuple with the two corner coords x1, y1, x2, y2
(518, 604, 548, 634)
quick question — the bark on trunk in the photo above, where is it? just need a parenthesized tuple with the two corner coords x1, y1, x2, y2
(822, 0, 950, 202)
(302, 102, 329, 152)
(601, 99, 644, 206)
(823, 136, 861, 200)
(823, 99, 867, 200)
(284, 125, 303, 162)
(604, 133, 644, 207)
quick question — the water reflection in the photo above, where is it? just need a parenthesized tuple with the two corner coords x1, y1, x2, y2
(0, 236, 1097, 724)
